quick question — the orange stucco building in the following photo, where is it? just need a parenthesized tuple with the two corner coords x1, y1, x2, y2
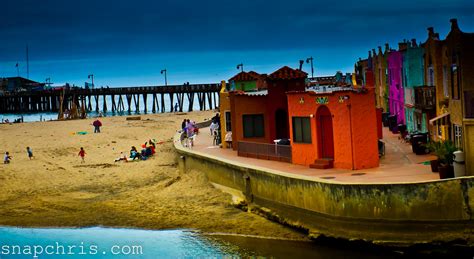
(287, 88, 380, 170)
(229, 66, 306, 150)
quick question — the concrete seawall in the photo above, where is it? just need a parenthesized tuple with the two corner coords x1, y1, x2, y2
(174, 132, 474, 246)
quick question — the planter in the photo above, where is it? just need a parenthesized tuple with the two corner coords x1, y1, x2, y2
(430, 159, 439, 173)
(438, 164, 454, 179)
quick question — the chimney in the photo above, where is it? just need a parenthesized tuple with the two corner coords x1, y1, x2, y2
(368, 50, 372, 59)
(378, 46, 383, 54)
(398, 42, 408, 51)
(450, 18, 459, 30)
(427, 27, 435, 37)
(411, 39, 417, 47)
(384, 43, 389, 52)
(372, 49, 376, 56)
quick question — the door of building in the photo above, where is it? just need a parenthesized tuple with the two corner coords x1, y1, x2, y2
(317, 106, 334, 159)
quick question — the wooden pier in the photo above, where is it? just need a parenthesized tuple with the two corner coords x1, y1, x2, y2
(0, 83, 220, 114)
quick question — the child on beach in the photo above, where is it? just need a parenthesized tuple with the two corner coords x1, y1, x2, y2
(4, 152, 12, 164)
(26, 147, 33, 160)
(78, 147, 86, 163)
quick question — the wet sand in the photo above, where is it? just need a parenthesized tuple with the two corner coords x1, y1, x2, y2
(0, 111, 305, 240)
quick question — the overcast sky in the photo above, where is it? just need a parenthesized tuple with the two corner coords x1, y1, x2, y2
(0, 0, 473, 86)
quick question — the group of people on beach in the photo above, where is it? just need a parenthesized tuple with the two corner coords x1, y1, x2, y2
(3, 147, 33, 164)
(1, 116, 23, 124)
(114, 139, 158, 162)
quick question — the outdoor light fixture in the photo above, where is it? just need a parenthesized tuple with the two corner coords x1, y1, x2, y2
(161, 69, 168, 86)
(236, 63, 243, 72)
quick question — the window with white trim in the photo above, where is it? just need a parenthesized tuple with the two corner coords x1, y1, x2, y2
(454, 124, 463, 149)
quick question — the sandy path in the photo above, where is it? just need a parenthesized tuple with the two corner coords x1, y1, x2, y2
(0, 111, 305, 240)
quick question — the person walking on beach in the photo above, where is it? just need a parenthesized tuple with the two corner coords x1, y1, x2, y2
(78, 147, 86, 163)
(93, 118, 102, 133)
(26, 147, 33, 160)
(4, 152, 12, 164)
(174, 103, 179, 112)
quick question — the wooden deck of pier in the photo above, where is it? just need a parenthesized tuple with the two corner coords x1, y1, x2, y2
(0, 83, 220, 114)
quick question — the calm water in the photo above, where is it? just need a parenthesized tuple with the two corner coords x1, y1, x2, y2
(0, 227, 402, 259)
(0, 93, 218, 122)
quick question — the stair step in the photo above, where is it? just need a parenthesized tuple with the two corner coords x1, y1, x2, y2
(310, 159, 334, 169)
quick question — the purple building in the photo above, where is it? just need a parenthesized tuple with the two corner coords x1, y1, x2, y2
(387, 48, 405, 126)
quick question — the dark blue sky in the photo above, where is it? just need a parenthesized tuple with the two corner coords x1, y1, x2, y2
(1, 0, 473, 86)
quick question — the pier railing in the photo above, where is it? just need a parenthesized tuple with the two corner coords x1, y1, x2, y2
(237, 141, 292, 163)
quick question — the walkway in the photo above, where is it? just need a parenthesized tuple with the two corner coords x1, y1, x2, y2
(189, 127, 439, 184)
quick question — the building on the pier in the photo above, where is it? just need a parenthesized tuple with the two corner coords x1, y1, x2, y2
(228, 66, 306, 151)
(2, 77, 44, 92)
(286, 87, 379, 169)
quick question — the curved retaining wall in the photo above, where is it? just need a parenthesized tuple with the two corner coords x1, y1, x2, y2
(174, 132, 474, 246)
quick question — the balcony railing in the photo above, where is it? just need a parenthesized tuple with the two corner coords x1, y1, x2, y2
(237, 141, 292, 163)
(465, 90, 474, 118)
(414, 86, 436, 110)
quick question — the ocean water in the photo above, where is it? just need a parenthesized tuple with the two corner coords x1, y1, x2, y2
(0, 93, 219, 123)
(0, 227, 234, 258)
(0, 227, 401, 259)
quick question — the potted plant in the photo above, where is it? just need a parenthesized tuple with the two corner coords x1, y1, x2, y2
(425, 140, 457, 178)
(424, 141, 442, 173)
(438, 140, 457, 179)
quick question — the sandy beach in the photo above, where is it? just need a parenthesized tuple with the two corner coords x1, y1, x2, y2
(0, 111, 305, 240)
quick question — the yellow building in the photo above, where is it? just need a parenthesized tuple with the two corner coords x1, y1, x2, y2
(219, 81, 232, 149)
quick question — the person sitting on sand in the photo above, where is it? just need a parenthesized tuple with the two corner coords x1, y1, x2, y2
(148, 139, 156, 149)
(130, 146, 139, 160)
(78, 147, 86, 163)
(146, 140, 156, 155)
(26, 147, 33, 160)
(4, 152, 12, 164)
(140, 144, 148, 160)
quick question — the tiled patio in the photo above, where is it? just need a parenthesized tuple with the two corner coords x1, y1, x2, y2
(188, 127, 440, 184)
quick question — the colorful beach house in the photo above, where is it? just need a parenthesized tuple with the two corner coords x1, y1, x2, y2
(387, 45, 405, 127)
(423, 27, 448, 141)
(229, 71, 267, 91)
(403, 39, 432, 133)
(228, 66, 306, 150)
(226, 65, 380, 170)
(438, 19, 474, 173)
(286, 87, 379, 170)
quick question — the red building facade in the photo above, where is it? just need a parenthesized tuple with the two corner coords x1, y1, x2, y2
(287, 88, 380, 170)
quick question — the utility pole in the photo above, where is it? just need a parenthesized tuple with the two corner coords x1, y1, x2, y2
(306, 56, 314, 79)
(26, 44, 30, 79)
(236, 63, 243, 72)
(161, 69, 167, 86)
